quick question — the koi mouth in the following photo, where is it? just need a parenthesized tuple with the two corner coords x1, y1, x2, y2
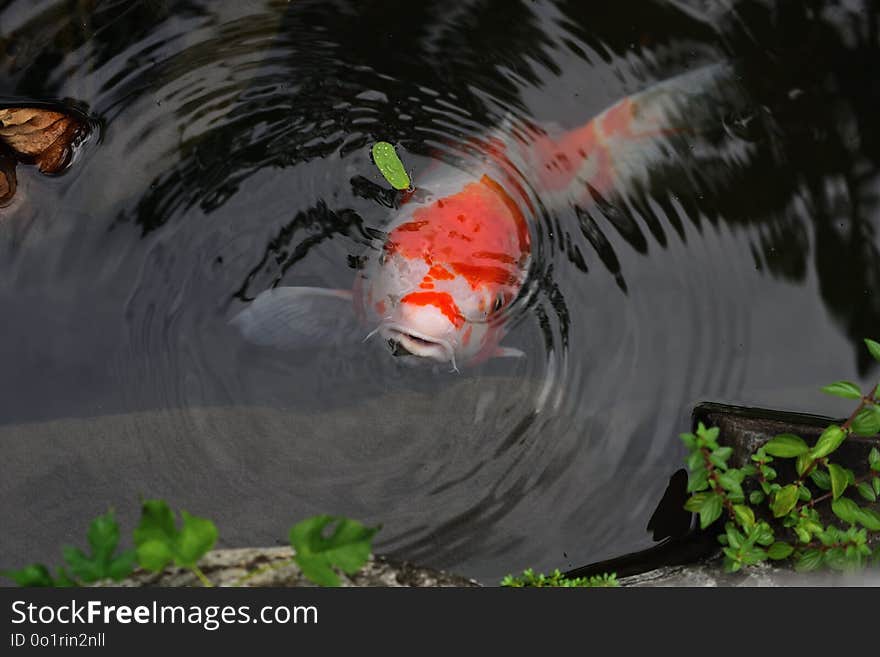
(378, 323, 454, 363)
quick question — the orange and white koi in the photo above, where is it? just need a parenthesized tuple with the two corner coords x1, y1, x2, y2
(232, 64, 734, 367)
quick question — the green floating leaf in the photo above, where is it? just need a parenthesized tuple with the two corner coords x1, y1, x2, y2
(61, 510, 135, 583)
(820, 381, 863, 400)
(133, 500, 217, 573)
(828, 463, 849, 500)
(851, 406, 880, 437)
(371, 141, 411, 190)
(764, 433, 810, 458)
(865, 338, 880, 363)
(811, 425, 846, 459)
(770, 484, 799, 518)
(289, 515, 379, 587)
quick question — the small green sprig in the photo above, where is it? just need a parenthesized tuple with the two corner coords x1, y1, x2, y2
(2, 510, 134, 586)
(501, 568, 618, 587)
(681, 337, 880, 573)
(2, 502, 379, 588)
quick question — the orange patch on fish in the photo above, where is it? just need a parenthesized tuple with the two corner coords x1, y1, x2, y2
(400, 291, 465, 328)
(386, 176, 529, 296)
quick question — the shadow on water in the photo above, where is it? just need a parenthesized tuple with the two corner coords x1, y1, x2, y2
(2, 0, 880, 581)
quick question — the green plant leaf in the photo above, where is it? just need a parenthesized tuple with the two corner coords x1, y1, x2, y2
(795, 453, 814, 477)
(176, 512, 218, 568)
(873, 476, 880, 496)
(795, 549, 824, 572)
(289, 515, 379, 587)
(851, 406, 880, 437)
(831, 497, 860, 524)
(770, 484, 799, 518)
(136, 539, 173, 572)
(686, 468, 708, 493)
(733, 504, 755, 529)
(61, 511, 135, 583)
(753, 521, 775, 546)
(133, 500, 216, 574)
(828, 463, 849, 500)
(869, 447, 880, 471)
(856, 482, 877, 502)
(855, 508, 880, 531)
(1, 564, 55, 587)
(810, 469, 832, 490)
(764, 433, 810, 457)
(811, 425, 846, 459)
(865, 338, 880, 363)
(767, 542, 794, 560)
(820, 381, 863, 399)
(749, 490, 765, 505)
(717, 473, 744, 499)
(371, 142, 411, 190)
(698, 493, 723, 530)
(684, 492, 710, 513)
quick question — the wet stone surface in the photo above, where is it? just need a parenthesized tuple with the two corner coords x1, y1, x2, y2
(106, 547, 480, 588)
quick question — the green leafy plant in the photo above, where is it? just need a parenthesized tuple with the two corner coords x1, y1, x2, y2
(501, 568, 618, 587)
(682, 338, 880, 573)
(288, 515, 379, 586)
(2, 511, 134, 586)
(133, 499, 218, 587)
(2, 500, 379, 588)
(371, 141, 411, 190)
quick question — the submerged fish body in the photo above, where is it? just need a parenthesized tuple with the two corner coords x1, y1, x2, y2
(232, 63, 740, 367)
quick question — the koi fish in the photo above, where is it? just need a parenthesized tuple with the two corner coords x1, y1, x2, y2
(232, 63, 740, 367)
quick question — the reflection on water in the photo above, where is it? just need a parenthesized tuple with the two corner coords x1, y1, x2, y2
(2, 0, 880, 581)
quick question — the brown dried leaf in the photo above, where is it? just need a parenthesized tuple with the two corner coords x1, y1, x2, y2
(0, 146, 16, 207)
(0, 107, 84, 172)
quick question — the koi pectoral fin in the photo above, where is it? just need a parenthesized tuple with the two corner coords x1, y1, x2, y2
(493, 346, 525, 359)
(230, 286, 358, 350)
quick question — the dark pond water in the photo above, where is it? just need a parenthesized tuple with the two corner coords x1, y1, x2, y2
(2, 0, 880, 582)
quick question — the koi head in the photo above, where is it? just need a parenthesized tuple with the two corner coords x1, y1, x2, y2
(360, 174, 530, 367)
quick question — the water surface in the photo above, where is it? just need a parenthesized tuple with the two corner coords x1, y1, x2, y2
(2, 0, 880, 581)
